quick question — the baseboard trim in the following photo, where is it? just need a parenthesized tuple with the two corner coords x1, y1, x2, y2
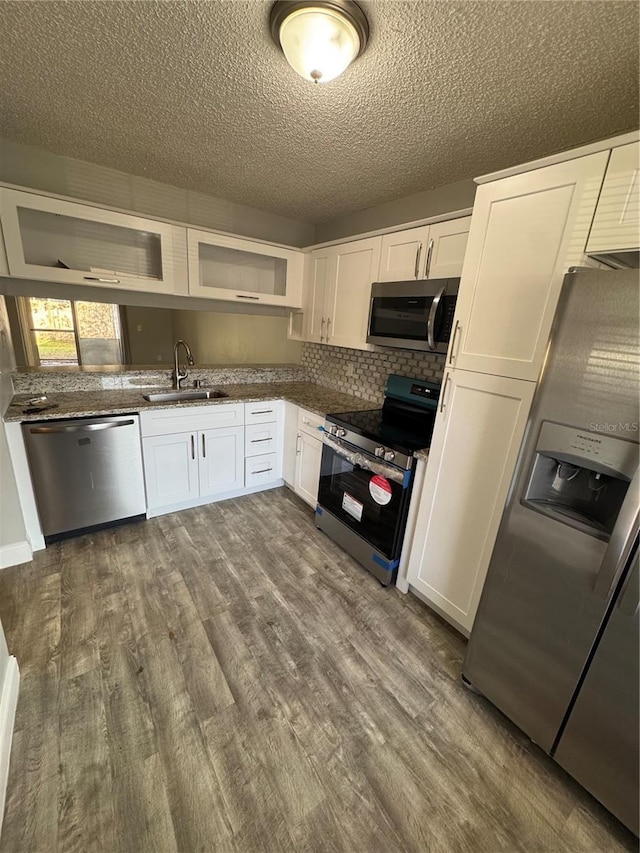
(0, 656, 19, 840)
(0, 541, 32, 570)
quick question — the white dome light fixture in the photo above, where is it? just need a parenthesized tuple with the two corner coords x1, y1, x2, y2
(269, 0, 369, 84)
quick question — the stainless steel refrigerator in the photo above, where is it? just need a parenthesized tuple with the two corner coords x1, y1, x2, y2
(463, 267, 639, 836)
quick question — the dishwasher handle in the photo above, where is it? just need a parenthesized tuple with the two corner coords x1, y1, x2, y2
(28, 418, 137, 434)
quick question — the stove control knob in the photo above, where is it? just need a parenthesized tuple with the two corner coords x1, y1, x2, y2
(384, 450, 396, 462)
(374, 446, 385, 457)
(328, 425, 338, 436)
(336, 428, 347, 438)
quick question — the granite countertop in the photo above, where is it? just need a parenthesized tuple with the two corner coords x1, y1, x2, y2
(5, 382, 379, 423)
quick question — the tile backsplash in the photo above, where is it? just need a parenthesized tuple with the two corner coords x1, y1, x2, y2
(301, 342, 445, 404)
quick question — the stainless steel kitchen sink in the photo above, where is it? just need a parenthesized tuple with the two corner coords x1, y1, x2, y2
(142, 389, 229, 403)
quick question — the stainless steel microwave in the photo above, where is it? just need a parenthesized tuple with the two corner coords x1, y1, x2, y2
(366, 277, 460, 353)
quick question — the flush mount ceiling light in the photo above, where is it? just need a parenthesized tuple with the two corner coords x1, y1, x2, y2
(269, 0, 369, 84)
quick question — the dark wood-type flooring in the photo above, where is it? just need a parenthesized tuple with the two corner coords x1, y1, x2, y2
(0, 488, 635, 852)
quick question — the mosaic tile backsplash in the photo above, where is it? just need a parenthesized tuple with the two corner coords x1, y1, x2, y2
(301, 342, 445, 405)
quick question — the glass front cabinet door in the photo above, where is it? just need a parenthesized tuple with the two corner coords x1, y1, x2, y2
(187, 228, 304, 308)
(0, 188, 187, 295)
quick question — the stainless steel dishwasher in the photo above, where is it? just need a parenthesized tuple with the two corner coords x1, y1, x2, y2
(23, 414, 146, 540)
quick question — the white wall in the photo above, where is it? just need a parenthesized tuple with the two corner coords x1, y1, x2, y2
(0, 297, 27, 554)
(314, 178, 477, 243)
(0, 138, 315, 248)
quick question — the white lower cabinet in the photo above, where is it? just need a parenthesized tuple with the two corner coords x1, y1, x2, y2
(140, 400, 284, 516)
(243, 401, 283, 488)
(282, 402, 299, 487)
(199, 427, 245, 497)
(405, 369, 536, 635)
(291, 408, 325, 508)
(246, 453, 278, 488)
(141, 403, 246, 516)
(142, 432, 200, 508)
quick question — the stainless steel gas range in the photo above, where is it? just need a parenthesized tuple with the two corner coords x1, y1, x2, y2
(315, 374, 440, 585)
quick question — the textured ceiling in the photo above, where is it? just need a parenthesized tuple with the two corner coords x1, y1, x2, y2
(0, 1, 638, 224)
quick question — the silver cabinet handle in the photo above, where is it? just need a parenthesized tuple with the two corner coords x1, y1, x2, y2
(202, 433, 206, 458)
(414, 242, 423, 279)
(594, 468, 639, 599)
(439, 372, 451, 413)
(424, 238, 434, 278)
(236, 294, 260, 300)
(251, 409, 273, 415)
(252, 467, 273, 475)
(448, 320, 461, 365)
(251, 437, 271, 443)
(296, 433, 302, 454)
(427, 285, 446, 351)
(191, 434, 196, 460)
(320, 317, 326, 342)
(29, 418, 135, 434)
(326, 317, 332, 342)
(84, 276, 120, 284)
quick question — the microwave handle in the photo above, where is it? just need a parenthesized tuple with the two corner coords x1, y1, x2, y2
(427, 285, 446, 350)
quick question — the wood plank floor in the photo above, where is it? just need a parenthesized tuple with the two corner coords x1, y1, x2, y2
(0, 487, 635, 853)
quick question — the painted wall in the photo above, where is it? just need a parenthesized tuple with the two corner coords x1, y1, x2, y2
(172, 311, 302, 365)
(0, 138, 315, 248)
(0, 297, 27, 549)
(314, 178, 477, 243)
(122, 305, 175, 365)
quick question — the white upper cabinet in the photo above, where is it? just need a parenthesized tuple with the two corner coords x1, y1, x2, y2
(186, 228, 304, 308)
(447, 152, 609, 381)
(0, 188, 187, 294)
(307, 236, 381, 349)
(378, 226, 430, 281)
(307, 250, 331, 343)
(586, 141, 640, 254)
(326, 236, 381, 348)
(426, 217, 472, 279)
(377, 216, 470, 282)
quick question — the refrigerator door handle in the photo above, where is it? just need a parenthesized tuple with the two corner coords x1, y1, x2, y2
(594, 468, 639, 599)
(617, 546, 639, 617)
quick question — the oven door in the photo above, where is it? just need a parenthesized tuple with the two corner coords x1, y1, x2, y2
(317, 437, 412, 560)
(367, 279, 458, 352)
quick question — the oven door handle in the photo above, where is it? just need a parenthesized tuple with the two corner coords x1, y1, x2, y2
(323, 435, 408, 486)
(427, 285, 446, 350)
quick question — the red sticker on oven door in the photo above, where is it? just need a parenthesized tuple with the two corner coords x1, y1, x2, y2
(369, 474, 392, 505)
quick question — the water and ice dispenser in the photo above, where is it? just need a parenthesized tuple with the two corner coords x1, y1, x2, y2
(522, 421, 638, 541)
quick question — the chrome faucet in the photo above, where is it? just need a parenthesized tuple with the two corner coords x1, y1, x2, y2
(172, 339, 195, 389)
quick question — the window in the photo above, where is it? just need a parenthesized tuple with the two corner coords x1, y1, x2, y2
(19, 297, 124, 366)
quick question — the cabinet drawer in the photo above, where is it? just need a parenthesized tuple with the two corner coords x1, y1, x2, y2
(298, 408, 325, 439)
(245, 400, 280, 425)
(245, 453, 278, 487)
(245, 422, 279, 456)
(140, 402, 244, 437)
